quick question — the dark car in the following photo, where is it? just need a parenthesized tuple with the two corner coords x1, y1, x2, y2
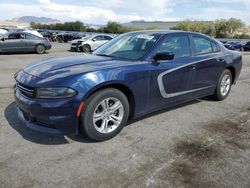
(244, 41, 250, 51)
(224, 41, 244, 51)
(40, 31, 57, 42)
(14, 30, 242, 141)
(56, 32, 86, 43)
(0, 32, 51, 54)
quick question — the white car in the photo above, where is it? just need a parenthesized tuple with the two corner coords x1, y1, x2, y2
(23, 30, 43, 38)
(70, 34, 113, 52)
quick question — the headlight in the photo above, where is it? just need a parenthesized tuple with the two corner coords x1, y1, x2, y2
(77, 41, 83, 45)
(36, 87, 77, 99)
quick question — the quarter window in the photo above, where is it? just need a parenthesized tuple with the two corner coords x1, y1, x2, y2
(156, 35, 191, 59)
(211, 42, 220, 52)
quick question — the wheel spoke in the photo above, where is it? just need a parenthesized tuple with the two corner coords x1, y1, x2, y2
(109, 101, 122, 113)
(110, 115, 121, 125)
(93, 112, 104, 122)
(100, 99, 109, 111)
(100, 118, 108, 132)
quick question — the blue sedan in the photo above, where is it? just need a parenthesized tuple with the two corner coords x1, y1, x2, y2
(14, 30, 242, 141)
(224, 41, 244, 51)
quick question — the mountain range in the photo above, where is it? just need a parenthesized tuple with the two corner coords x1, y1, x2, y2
(6, 16, 60, 24)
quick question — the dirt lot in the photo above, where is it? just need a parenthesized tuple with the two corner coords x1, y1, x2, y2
(0, 43, 250, 188)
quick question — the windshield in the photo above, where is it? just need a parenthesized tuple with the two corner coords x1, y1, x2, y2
(93, 33, 162, 60)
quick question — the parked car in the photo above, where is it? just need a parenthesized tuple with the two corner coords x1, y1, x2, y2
(224, 41, 244, 51)
(0, 28, 8, 35)
(40, 31, 55, 42)
(70, 34, 113, 52)
(14, 30, 242, 141)
(56, 32, 86, 43)
(244, 41, 250, 51)
(23, 30, 43, 38)
(0, 32, 51, 54)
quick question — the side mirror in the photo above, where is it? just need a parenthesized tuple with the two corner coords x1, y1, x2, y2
(92, 38, 96, 42)
(1, 37, 4, 42)
(153, 52, 174, 61)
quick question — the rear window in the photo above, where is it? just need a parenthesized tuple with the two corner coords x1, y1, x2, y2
(25, 34, 41, 40)
(192, 36, 213, 55)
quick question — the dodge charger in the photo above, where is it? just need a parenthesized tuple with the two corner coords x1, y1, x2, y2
(14, 31, 242, 141)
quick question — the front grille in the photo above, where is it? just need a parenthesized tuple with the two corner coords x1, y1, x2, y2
(17, 82, 35, 98)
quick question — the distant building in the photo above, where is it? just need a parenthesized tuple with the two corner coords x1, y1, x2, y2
(123, 21, 180, 29)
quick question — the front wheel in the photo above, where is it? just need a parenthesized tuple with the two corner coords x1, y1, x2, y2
(80, 88, 129, 141)
(213, 69, 232, 101)
(81, 44, 91, 53)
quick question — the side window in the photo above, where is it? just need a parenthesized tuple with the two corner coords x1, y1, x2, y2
(25, 34, 39, 40)
(156, 35, 191, 59)
(104, 36, 112, 40)
(193, 36, 213, 55)
(211, 41, 220, 52)
(93, 36, 103, 41)
(8, 33, 24, 40)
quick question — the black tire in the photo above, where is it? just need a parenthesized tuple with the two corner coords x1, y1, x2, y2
(81, 44, 91, 53)
(57, 37, 63, 43)
(35, 44, 45, 54)
(80, 88, 129, 141)
(213, 69, 232, 101)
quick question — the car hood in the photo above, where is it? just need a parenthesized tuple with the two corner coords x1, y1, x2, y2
(23, 54, 140, 79)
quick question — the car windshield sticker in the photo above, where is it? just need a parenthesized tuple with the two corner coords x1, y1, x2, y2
(136, 35, 154, 40)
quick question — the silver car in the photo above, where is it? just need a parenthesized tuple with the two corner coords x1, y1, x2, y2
(0, 32, 51, 54)
(70, 34, 113, 52)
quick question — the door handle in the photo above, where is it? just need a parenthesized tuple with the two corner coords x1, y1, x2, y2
(190, 65, 196, 70)
(218, 58, 225, 62)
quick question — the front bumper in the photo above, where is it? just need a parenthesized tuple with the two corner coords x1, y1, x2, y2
(14, 87, 80, 135)
(70, 44, 81, 51)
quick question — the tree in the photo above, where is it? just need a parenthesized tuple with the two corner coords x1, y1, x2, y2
(30, 21, 86, 32)
(102, 22, 125, 33)
(171, 18, 246, 38)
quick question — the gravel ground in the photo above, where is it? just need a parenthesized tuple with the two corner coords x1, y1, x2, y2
(0, 43, 250, 188)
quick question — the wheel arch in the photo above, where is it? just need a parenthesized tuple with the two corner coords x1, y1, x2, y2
(225, 65, 236, 84)
(81, 43, 91, 52)
(82, 82, 135, 120)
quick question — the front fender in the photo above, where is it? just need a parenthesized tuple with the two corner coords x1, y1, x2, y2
(72, 69, 131, 101)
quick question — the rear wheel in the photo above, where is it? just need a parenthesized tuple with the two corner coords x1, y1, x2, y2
(36, 44, 45, 54)
(214, 69, 232, 101)
(80, 88, 129, 141)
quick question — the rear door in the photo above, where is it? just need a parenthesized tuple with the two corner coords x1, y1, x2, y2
(91, 35, 105, 50)
(190, 35, 225, 97)
(24, 33, 38, 51)
(103, 35, 113, 44)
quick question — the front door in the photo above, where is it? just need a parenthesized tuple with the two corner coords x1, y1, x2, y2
(148, 34, 196, 110)
(1, 33, 26, 52)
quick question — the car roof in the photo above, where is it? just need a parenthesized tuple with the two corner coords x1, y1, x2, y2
(126, 30, 215, 38)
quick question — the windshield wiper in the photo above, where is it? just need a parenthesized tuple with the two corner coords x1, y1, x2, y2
(95, 54, 113, 58)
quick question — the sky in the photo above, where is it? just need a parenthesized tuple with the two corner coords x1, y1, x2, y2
(0, 0, 249, 25)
